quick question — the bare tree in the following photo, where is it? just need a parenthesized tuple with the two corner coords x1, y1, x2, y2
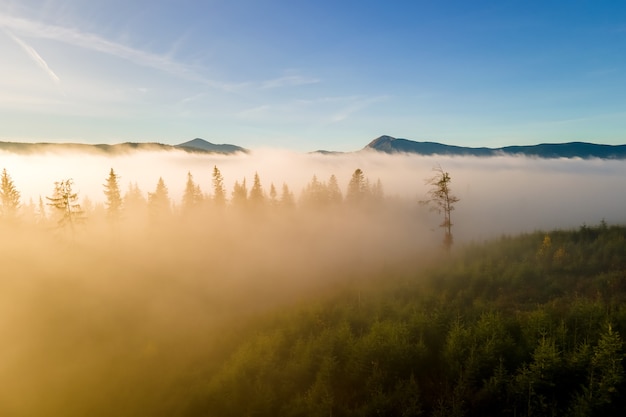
(422, 165, 460, 251)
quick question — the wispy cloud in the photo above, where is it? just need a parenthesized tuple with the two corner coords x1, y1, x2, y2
(4, 29, 60, 85)
(330, 95, 389, 123)
(260, 75, 320, 89)
(0, 13, 235, 90)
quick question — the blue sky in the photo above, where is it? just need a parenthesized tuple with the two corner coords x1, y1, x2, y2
(1, 0, 625, 151)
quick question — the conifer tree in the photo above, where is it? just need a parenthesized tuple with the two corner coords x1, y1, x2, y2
(231, 178, 248, 208)
(148, 177, 171, 220)
(346, 168, 369, 204)
(327, 174, 343, 204)
(269, 183, 278, 206)
(47, 179, 84, 231)
(281, 183, 295, 208)
(212, 166, 227, 207)
(301, 174, 327, 207)
(124, 182, 146, 215)
(103, 168, 122, 222)
(422, 165, 460, 251)
(0, 168, 21, 219)
(182, 171, 203, 213)
(249, 172, 265, 206)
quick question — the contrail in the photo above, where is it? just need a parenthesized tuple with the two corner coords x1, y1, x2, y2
(4, 29, 61, 85)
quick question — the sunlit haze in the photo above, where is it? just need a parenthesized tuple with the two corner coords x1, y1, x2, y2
(2, 2, 626, 416)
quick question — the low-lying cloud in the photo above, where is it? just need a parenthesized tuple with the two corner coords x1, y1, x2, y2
(1, 147, 626, 415)
(2, 148, 625, 240)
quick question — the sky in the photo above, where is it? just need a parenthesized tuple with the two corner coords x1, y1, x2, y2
(1, 0, 625, 151)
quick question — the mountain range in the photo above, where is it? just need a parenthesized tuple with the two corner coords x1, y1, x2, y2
(363, 135, 626, 159)
(0, 138, 248, 155)
(1, 135, 625, 159)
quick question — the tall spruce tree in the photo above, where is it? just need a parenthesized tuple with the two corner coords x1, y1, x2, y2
(249, 172, 265, 207)
(103, 168, 122, 222)
(212, 166, 227, 208)
(0, 168, 20, 219)
(182, 171, 203, 213)
(148, 177, 171, 221)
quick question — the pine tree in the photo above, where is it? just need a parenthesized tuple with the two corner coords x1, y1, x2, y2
(231, 178, 248, 208)
(0, 168, 21, 219)
(301, 174, 327, 207)
(212, 166, 227, 208)
(249, 172, 265, 207)
(281, 183, 295, 208)
(269, 183, 278, 206)
(46, 179, 84, 231)
(346, 168, 369, 204)
(148, 177, 171, 220)
(103, 168, 122, 222)
(182, 171, 203, 213)
(327, 174, 343, 204)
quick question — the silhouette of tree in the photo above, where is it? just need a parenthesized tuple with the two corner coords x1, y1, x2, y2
(346, 168, 369, 204)
(47, 179, 84, 231)
(327, 174, 343, 205)
(212, 166, 227, 208)
(0, 168, 20, 219)
(231, 178, 248, 209)
(422, 165, 460, 251)
(148, 177, 171, 220)
(249, 172, 265, 207)
(371, 178, 384, 203)
(182, 171, 203, 213)
(301, 174, 327, 207)
(281, 183, 295, 208)
(269, 183, 278, 207)
(103, 168, 122, 222)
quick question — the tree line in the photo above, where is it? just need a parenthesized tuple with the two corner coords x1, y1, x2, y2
(0, 166, 387, 225)
(1, 164, 460, 249)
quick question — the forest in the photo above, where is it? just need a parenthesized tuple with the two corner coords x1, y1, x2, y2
(0, 164, 625, 416)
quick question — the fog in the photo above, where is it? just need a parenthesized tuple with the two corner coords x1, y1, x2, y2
(2, 147, 626, 238)
(1, 148, 626, 415)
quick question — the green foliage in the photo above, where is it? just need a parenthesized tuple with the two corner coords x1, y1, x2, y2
(184, 223, 626, 417)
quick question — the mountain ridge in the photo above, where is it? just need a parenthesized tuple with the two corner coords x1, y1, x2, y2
(0, 138, 247, 155)
(364, 135, 626, 159)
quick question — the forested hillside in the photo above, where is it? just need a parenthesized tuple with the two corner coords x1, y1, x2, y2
(187, 224, 626, 417)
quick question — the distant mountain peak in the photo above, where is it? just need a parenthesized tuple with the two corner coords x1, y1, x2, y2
(175, 138, 248, 154)
(365, 135, 397, 152)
